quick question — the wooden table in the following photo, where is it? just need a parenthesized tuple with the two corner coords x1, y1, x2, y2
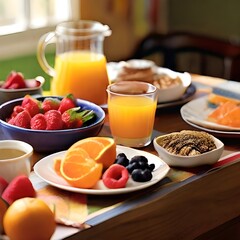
(66, 75, 240, 240)
(1, 75, 240, 239)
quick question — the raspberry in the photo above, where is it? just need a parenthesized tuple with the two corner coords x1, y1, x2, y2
(2, 175, 36, 204)
(12, 110, 31, 129)
(42, 97, 61, 113)
(30, 113, 47, 130)
(102, 164, 129, 189)
(21, 95, 41, 117)
(44, 110, 63, 130)
(58, 94, 76, 114)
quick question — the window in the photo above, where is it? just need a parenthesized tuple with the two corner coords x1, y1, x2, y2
(0, 0, 79, 59)
(0, 0, 78, 35)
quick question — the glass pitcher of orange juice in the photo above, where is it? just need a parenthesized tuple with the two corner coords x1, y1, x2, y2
(37, 20, 111, 105)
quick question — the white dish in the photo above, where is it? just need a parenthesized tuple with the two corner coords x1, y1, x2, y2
(157, 83, 196, 109)
(107, 62, 192, 103)
(181, 96, 240, 137)
(153, 133, 224, 167)
(154, 67, 192, 103)
(33, 145, 170, 195)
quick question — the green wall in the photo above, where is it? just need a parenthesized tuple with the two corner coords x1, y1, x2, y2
(169, 0, 240, 42)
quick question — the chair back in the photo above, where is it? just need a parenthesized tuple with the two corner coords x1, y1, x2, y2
(128, 32, 240, 81)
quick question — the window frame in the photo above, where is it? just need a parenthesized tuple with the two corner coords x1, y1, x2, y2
(0, 0, 80, 60)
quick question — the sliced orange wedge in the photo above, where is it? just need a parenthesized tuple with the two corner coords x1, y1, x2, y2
(68, 137, 117, 168)
(59, 150, 103, 189)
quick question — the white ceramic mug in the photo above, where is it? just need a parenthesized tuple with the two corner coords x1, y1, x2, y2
(0, 140, 33, 182)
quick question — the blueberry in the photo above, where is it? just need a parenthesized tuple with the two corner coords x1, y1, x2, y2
(148, 163, 155, 171)
(142, 169, 153, 181)
(130, 155, 148, 164)
(131, 169, 143, 182)
(131, 169, 153, 182)
(115, 153, 129, 167)
(126, 162, 140, 173)
(138, 161, 148, 170)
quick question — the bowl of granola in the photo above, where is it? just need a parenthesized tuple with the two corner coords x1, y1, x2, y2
(153, 130, 224, 167)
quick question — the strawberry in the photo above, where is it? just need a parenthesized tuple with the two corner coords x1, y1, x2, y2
(21, 95, 41, 117)
(7, 117, 15, 125)
(10, 105, 24, 118)
(1, 71, 26, 89)
(42, 97, 61, 113)
(102, 164, 129, 189)
(11, 110, 31, 128)
(44, 110, 63, 130)
(0, 176, 8, 195)
(30, 113, 47, 130)
(58, 94, 76, 114)
(61, 107, 95, 129)
(2, 175, 36, 204)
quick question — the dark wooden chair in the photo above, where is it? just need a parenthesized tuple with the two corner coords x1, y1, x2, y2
(128, 32, 240, 81)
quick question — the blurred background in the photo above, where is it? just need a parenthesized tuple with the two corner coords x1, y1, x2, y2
(1, 0, 240, 89)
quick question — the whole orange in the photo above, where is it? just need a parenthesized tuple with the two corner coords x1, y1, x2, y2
(0, 197, 8, 234)
(3, 197, 56, 240)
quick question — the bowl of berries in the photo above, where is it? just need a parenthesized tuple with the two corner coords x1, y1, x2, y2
(0, 71, 45, 105)
(0, 94, 105, 152)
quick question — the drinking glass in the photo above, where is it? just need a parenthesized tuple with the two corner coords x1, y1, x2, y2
(107, 81, 158, 147)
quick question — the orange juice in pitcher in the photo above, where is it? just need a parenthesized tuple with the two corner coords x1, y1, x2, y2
(51, 51, 109, 105)
(37, 21, 111, 105)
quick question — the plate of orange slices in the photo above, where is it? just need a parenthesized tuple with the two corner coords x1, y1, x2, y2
(34, 145, 170, 195)
(180, 96, 240, 138)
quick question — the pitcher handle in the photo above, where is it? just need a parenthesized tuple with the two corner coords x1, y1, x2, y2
(37, 32, 56, 77)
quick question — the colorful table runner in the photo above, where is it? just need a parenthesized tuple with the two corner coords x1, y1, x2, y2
(30, 150, 240, 229)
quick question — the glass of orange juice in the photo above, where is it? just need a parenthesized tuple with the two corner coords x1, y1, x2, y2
(37, 20, 111, 105)
(107, 81, 158, 147)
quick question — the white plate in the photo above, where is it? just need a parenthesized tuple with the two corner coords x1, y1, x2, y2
(33, 145, 170, 195)
(181, 96, 240, 137)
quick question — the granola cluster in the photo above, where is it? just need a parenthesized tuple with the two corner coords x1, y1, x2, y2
(157, 130, 216, 156)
